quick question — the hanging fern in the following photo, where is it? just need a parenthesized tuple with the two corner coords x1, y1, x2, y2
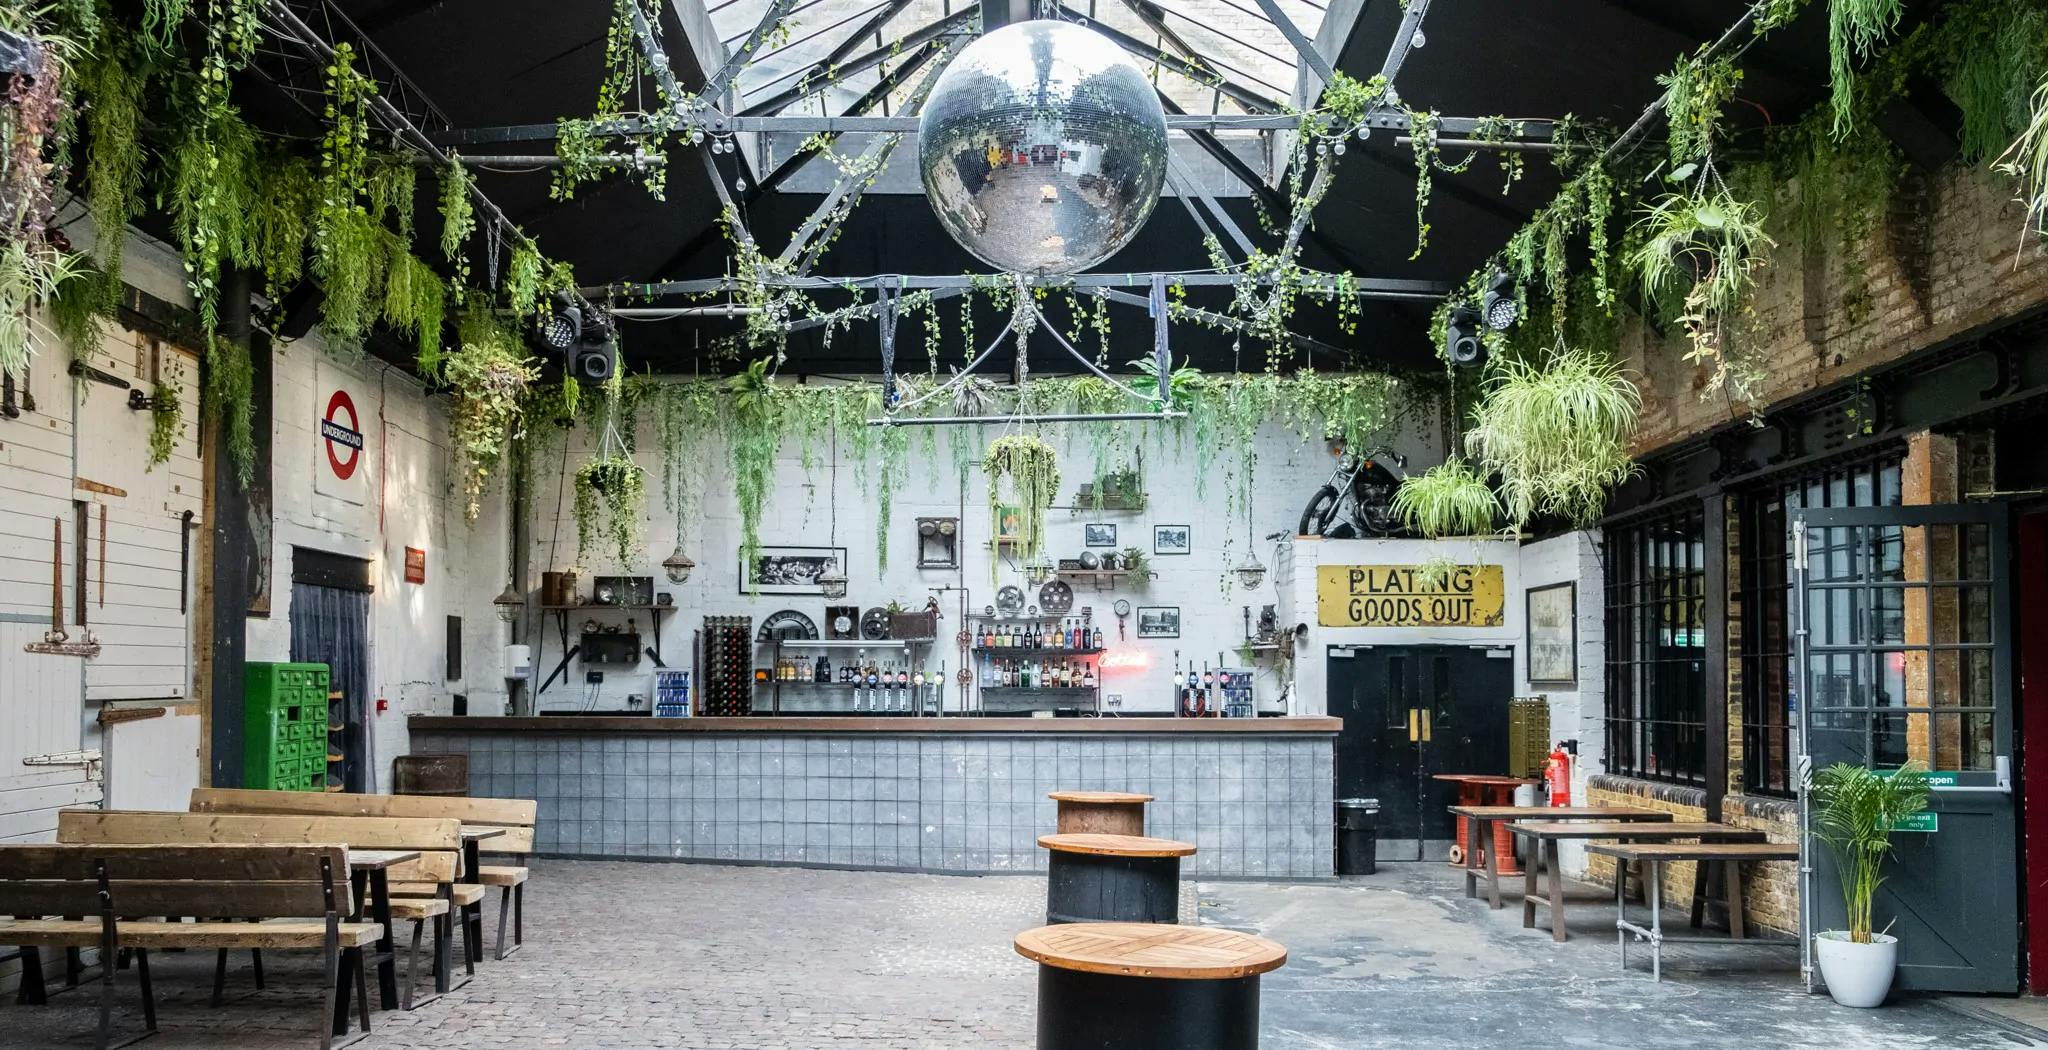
(313, 205, 384, 348)
(381, 246, 445, 374)
(444, 320, 538, 519)
(367, 160, 416, 243)
(1828, 0, 1903, 136)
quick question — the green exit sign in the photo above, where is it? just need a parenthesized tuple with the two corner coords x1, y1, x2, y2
(1892, 812, 1939, 833)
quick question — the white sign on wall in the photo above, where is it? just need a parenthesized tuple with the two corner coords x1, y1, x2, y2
(314, 362, 371, 505)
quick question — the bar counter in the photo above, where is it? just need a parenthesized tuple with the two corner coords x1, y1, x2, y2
(410, 715, 1336, 878)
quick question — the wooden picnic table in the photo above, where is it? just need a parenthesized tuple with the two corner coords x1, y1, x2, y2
(1433, 775, 1537, 873)
(1588, 841, 1800, 981)
(1446, 806, 1671, 909)
(342, 848, 417, 1015)
(1507, 821, 1767, 942)
(454, 827, 505, 966)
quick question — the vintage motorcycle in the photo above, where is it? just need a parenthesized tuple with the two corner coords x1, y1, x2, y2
(1297, 442, 1406, 539)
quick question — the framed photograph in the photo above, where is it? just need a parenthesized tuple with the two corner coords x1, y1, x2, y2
(1526, 582, 1577, 686)
(1136, 605, 1181, 639)
(1084, 523, 1118, 547)
(1153, 525, 1191, 555)
(739, 545, 849, 596)
(993, 503, 1024, 547)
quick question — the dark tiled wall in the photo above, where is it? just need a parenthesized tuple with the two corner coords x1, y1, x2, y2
(414, 731, 1335, 878)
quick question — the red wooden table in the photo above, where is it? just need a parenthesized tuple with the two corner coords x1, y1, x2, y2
(1433, 774, 1537, 875)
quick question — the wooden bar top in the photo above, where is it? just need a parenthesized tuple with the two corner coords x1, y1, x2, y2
(410, 715, 1340, 735)
(1585, 841, 1798, 863)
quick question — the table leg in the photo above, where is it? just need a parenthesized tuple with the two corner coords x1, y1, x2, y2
(1520, 837, 1539, 930)
(1462, 817, 1485, 899)
(370, 871, 397, 1009)
(1726, 861, 1747, 940)
(1545, 840, 1566, 942)
(1649, 860, 1664, 983)
(1486, 788, 1523, 877)
(1615, 866, 1627, 969)
(462, 841, 483, 965)
(1484, 820, 1503, 910)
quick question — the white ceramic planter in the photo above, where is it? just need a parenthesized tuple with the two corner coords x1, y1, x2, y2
(1815, 931, 1899, 1008)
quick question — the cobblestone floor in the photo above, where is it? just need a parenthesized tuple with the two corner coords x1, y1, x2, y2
(0, 860, 2037, 1049)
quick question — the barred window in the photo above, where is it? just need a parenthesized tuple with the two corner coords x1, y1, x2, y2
(1604, 504, 1709, 784)
(1735, 455, 1902, 796)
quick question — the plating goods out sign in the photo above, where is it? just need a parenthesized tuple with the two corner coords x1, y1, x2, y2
(1317, 565, 1506, 628)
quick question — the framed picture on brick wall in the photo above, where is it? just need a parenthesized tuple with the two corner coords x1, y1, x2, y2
(1526, 582, 1576, 686)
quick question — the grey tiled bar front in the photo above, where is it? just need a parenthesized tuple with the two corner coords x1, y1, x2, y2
(412, 729, 1335, 877)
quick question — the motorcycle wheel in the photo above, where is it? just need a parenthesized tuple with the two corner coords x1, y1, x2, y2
(1298, 485, 1341, 536)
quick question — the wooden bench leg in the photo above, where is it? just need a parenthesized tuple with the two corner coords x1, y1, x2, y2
(403, 920, 426, 1010)
(354, 948, 371, 1034)
(1520, 842, 1539, 929)
(513, 884, 523, 946)
(431, 911, 451, 994)
(134, 949, 157, 1032)
(467, 903, 484, 966)
(495, 887, 512, 961)
(369, 871, 397, 1009)
(459, 908, 475, 978)
(14, 945, 48, 1005)
(1545, 840, 1566, 943)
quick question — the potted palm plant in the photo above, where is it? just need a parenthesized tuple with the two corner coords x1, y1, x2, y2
(1807, 761, 1931, 1008)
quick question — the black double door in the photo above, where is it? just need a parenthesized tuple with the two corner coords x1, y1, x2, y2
(1330, 645, 1514, 860)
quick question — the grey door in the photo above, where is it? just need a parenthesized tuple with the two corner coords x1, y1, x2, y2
(1794, 505, 2018, 993)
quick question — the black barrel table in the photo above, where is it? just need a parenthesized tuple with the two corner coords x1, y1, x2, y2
(1038, 833, 1194, 925)
(1048, 790, 1153, 836)
(1014, 922, 1288, 1050)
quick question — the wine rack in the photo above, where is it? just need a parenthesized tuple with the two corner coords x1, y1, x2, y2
(702, 615, 754, 716)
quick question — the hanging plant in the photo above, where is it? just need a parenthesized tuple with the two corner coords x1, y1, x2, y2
(0, 20, 82, 379)
(1631, 181, 1775, 379)
(1996, 76, 2048, 250)
(1465, 348, 1641, 528)
(730, 357, 781, 585)
(444, 319, 539, 520)
(381, 246, 446, 373)
(146, 369, 182, 471)
(440, 158, 474, 283)
(983, 434, 1060, 582)
(313, 43, 379, 347)
(79, 29, 146, 289)
(252, 152, 316, 299)
(503, 244, 546, 316)
(1658, 47, 1743, 168)
(367, 159, 416, 242)
(1829, 0, 1903, 136)
(1390, 459, 1500, 539)
(574, 451, 645, 565)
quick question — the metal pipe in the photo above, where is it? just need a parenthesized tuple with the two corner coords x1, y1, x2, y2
(411, 153, 661, 167)
(585, 271, 1448, 296)
(864, 411, 1187, 427)
(1392, 136, 1580, 153)
(608, 305, 763, 317)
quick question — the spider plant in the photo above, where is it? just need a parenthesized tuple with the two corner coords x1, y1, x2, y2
(1390, 459, 1500, 539)
(1632, 186, 1775, 318)
(1808, 761, 1930, 943)
(1464, 348, 1640, 529)
(1995, 75, 2048, 254)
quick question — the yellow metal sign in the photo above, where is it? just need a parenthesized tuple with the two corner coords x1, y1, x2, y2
(1317, 564, 1506, 628)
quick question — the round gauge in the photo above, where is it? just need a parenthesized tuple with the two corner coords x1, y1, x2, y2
(1112, 598, 1132, 617)
(594, 583, 616, 605)
(1038, 580, 1075, 616)
(984, 604, 996, 617)
(757, 609, 820, 641)
(996, 585, 1026, 616)
(861, 608, 892, 639)
(832, 613, 855, 636)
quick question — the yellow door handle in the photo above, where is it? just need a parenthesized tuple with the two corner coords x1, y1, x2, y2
(1407, 708, 1419, 743)
(1422, 708, 1433, 743)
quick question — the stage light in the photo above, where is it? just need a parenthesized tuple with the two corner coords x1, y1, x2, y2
(1445, 305, 1485, 368)
(1480, 272, 1518, 331)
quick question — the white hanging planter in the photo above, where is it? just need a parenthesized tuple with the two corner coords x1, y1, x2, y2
(1814, 931, 1898, 1008)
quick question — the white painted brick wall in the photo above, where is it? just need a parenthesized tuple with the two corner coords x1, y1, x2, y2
(1512, 530, 1604, 875)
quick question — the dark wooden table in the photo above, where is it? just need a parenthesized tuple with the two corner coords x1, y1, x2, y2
(342, 848, 418, 1030)
(456, 827, 504, 965)
(1432, 775, 1537, 873)
(1507, 821, 1767, 942)
(1587, 840, 1800, 981)
(1447, 806, 1672, 909)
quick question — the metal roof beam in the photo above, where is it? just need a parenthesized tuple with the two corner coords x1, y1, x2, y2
(589, 272, 1448, 296)
(739, 4, 979, 115)
(1244, 0, 1336, 84)
(1058, 6, 1284, 112)
(428, 110, 1550, 144)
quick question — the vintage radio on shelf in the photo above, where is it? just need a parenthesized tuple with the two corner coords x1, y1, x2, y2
(592, 575, 654, 606)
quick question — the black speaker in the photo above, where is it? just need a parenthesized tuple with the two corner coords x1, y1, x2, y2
(275, 281, 324, 341)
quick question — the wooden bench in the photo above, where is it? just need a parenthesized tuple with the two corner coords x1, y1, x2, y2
(1038, 833, 1194, 926)
(0, 843, 380, 1050)
(1586, 840, 1801, 981)
(1048, 791, 1152, 836)
(192, 786, 537, 960)
(1447, 805, 1673, 909)
(58, 809, 468, 1014)
(1507, 821, 1767, 943)
(1014, 923, 1286, 1049)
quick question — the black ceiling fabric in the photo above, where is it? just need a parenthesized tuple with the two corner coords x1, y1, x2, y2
(307, 0, 1840, 378)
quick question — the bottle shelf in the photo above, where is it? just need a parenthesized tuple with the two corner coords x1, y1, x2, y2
(971, 646, 1104, 658)
(980, 686, 1097, 693)
(768, 638, 922, 649)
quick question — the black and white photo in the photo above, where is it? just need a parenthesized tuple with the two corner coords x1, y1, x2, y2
(739, 546, 849, 596)
(1136, 605, 1180, 638)
(1084, 523, 1117, 547)
(1153, 525, 1191, 555)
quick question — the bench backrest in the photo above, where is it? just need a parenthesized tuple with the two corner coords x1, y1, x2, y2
(0, 843, 348, 919)
(58, 810, 462, 885)
(191, 787, 536, 854)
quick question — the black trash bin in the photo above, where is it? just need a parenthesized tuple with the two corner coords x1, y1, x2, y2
(1336, 798, 1378, 876)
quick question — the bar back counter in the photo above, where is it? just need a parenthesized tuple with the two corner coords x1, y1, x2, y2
(408, 717, 1338, 878)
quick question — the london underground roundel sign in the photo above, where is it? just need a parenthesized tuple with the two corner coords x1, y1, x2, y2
(321, 389, 364, 481)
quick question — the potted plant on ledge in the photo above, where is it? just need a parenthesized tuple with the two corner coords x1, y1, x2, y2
(1808, 761, 1931, 1008)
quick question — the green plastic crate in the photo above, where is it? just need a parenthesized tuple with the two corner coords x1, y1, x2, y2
(244, 662, 332, 790)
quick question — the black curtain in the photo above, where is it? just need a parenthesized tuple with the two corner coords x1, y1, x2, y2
(291, 582, 373, 792)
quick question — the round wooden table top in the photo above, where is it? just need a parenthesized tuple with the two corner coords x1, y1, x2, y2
(1431, 774, 1537, 787)
(1015, 923, 1287, 980)
(1038, 833, 1196, 858)
(1048, 790, 1153, 804)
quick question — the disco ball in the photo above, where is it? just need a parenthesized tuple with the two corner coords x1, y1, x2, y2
(917, 20, 1168, 276)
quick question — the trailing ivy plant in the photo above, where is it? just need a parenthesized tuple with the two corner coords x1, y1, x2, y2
(1829, 0, 1903, 135)
(730, 357, 779, 586)
(1390, 459, 1499, 538)
(439, 158, 474, 284)
(313, 43, 378, 348)
(983, 434, 1060, 583)
(574, 448, 645, 566)
(444, 316, 539, 519)
(146, 361, 183, 470)
(1631, 179, 1776, 385)
(1659, 47, 1743, 168)
(1465, 348, 1641, 528)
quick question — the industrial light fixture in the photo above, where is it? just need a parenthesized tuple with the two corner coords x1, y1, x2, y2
(817, 560, 849, 601)
(662, 546, 696, 584)
(537, 311, 577, 351)
(1234, 489, 1267, 589)
(1480, 272, 1519, 331)
(817, 425, 849, 602)
(492, 585, 522, 624)
(1445, 305, 1485, 368)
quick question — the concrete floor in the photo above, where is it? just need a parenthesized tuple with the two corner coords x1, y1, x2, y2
(0, 859, 2036, 1048)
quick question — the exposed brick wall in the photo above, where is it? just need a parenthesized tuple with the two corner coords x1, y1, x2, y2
(1584, 775, 1707, 905)
(1625, 164, 2048, 456)
(1720, 793, 1800, 935)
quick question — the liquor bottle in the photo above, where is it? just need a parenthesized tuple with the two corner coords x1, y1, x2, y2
(1004, 659, 1016, 687)
(1091, 625, 1103, 650)
(1083, 662, 1096, 689)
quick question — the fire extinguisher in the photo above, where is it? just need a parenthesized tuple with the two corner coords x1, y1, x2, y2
(1544, 743, 1572, 807)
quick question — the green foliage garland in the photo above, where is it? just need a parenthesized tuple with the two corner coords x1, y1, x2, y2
(314, 43, 377, 347)
(444, 318, 538, 519)
(1659, 48, 1742, 167)
(167, 98, 257, 334)
(439, 159, 474, 281)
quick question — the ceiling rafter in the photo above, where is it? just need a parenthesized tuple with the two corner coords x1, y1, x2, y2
(740, 4, 980, 115)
